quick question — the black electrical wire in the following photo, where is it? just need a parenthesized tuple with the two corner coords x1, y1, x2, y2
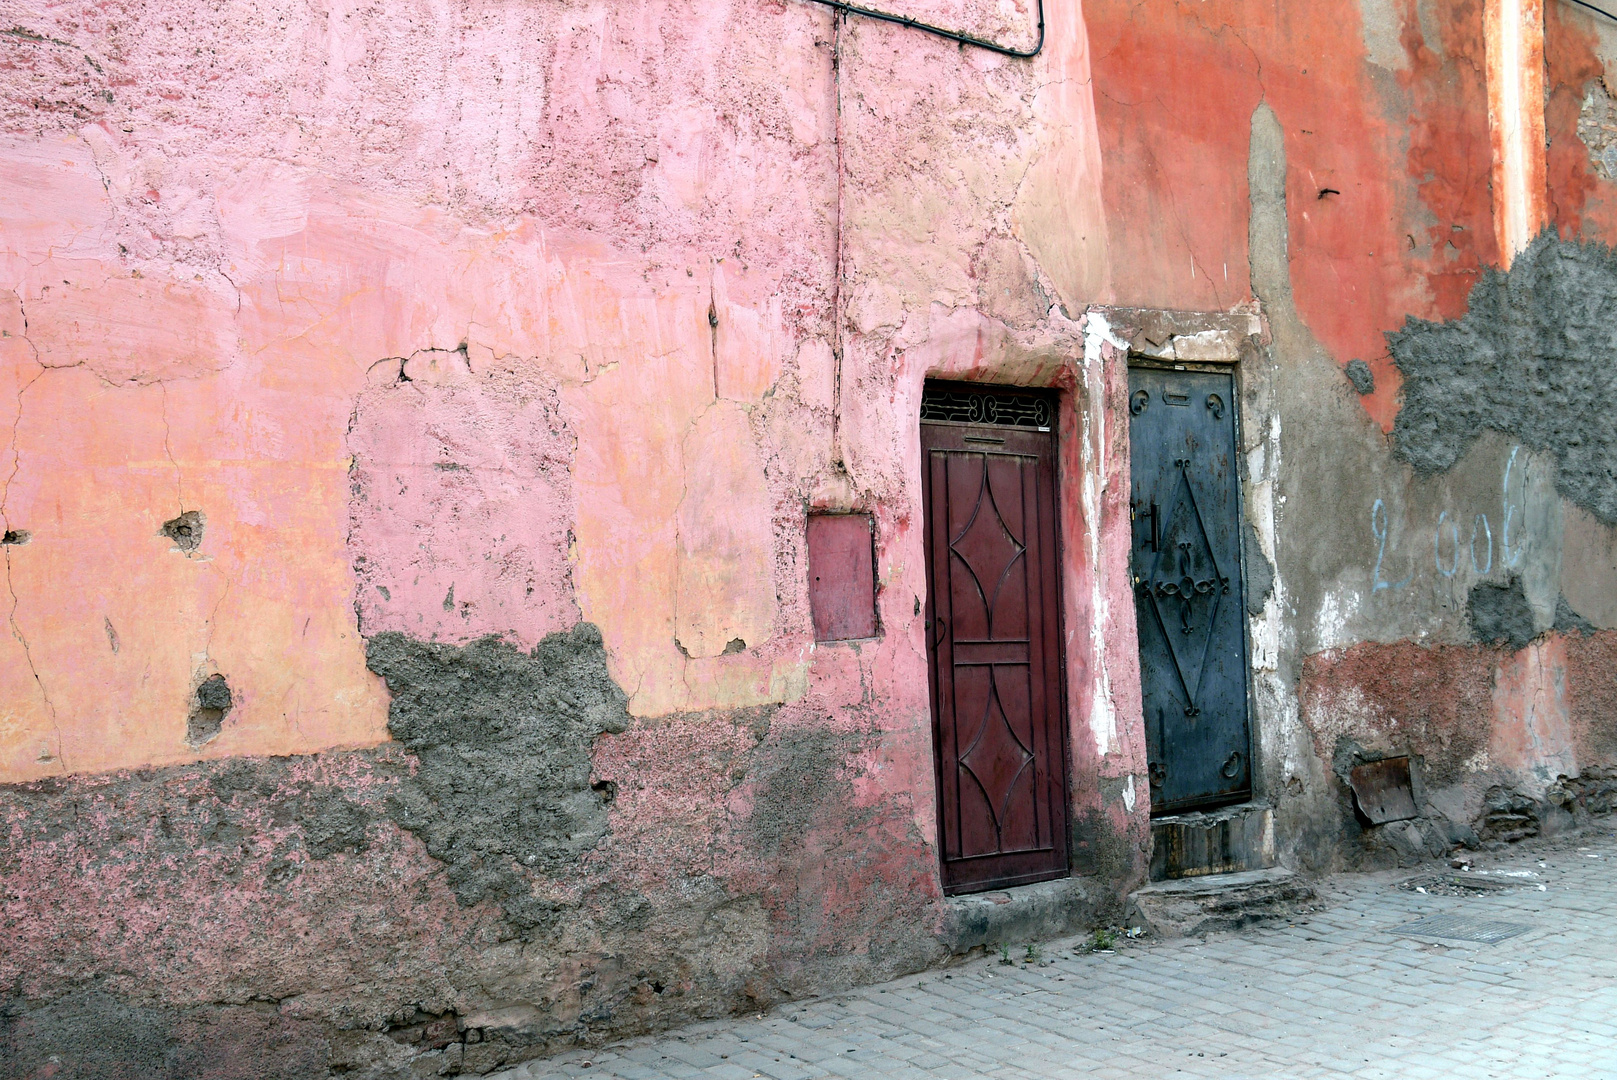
(1565, 0, 1617, 23)
(800, 0, 1044, 57)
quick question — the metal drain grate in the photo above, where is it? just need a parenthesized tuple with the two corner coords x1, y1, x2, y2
(1395, 914, 1532, 944)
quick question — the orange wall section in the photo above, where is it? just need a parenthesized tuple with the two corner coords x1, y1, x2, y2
(1085, 0, 1498, 430)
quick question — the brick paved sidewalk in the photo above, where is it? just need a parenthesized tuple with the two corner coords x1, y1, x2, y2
(495, 829, 1617, 1080)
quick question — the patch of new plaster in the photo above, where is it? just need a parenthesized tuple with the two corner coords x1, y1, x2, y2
(1358, 0, 1411, 71)
(1468, 577, 1537, 650)
(28, 273, 241, 385)
(347, 356, 579, 649)
(1554, 596, 1597, 636)
(1243, 524, 1275, 618)
(674, 402, 774, 659)
(365, 624, 629, 937)
(1388, 234, 1617, 525)
(1560, 503, 1617, 628)
(973, 237, 1050, 328)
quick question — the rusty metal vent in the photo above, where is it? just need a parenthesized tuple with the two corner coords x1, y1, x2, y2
(1395, 915, 1532, 944)
(1349, 756, 1418, 824)
(920, 385, 1053, 430)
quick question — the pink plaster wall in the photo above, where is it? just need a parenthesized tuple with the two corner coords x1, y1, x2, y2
(0, 0, 1142, 886)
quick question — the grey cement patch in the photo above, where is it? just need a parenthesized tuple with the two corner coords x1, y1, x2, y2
(1468, 577, 1537, 650)
(1343, 359, 1375, 395)
(1389, 234, 1617, 525)
(1243, 524, 1274, 617)
(1555, 595, 1597, 636)
(365, 623, 630, 938)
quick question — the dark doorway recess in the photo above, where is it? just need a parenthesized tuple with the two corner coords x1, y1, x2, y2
(1127, 365, 1252, 814)
(920, 382, 1070, 895)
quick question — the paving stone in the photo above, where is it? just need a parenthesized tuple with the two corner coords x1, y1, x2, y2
(490, 829, 1617, 1080)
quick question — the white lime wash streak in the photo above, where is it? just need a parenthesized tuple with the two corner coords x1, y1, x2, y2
(1081, 311, 1128, 756)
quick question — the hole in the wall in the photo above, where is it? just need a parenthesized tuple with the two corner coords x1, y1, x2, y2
(722, 637, 747, 655)
(161, 511, 204, 553)
(591, 778, 618, 803)
(1, 529, 29, 545)
(187, 673, 233, 747)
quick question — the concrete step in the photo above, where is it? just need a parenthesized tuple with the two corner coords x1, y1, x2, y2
(1150, 802, 1276, 881)
(1127, 867, 1317, 939)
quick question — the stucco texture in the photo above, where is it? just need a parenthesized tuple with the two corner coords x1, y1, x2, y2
(0, 0, 1154, 1074)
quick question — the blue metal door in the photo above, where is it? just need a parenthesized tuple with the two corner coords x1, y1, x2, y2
(1128, 367, 1251, 812)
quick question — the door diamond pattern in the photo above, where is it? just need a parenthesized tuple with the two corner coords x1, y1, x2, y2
(949, 462, 1026, 637)
(1146, 463, 1230, 715)
(1129, 368, 1251, 812)
(922, 394, 1069, 892)
(959, 669, 1035, 847)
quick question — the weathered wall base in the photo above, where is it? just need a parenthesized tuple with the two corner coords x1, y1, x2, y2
(0, 625, 1145, 1078)
(1300, 628, 1617, 869)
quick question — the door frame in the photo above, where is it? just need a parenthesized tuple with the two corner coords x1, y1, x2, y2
(1126, 351, 1260, 816)
(919, 380, 1073, 895)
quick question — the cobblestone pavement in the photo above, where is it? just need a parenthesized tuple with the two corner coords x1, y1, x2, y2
(495, 829, 1617, 1080)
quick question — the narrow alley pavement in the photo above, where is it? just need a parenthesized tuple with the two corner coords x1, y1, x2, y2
(497, 830, 1617, 1080)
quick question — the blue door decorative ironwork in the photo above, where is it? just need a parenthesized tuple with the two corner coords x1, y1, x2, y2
(1129, 368, 1251, 812)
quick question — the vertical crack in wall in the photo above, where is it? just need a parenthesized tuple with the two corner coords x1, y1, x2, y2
(158, 381, 186, 514)
(0, 318, 63, 770)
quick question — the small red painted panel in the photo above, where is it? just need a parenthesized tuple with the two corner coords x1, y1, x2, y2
(807, 514, 877, 642)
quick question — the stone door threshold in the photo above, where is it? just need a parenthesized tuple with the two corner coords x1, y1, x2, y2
(938, 875, 1099, 955)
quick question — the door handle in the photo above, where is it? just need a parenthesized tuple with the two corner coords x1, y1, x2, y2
(1136, 501, 1159, 552)
(931, 614, 949, 650)
(1221, 751, 1242, 779)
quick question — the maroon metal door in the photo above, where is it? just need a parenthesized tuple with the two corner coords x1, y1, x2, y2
(920, 384, 1069, 895)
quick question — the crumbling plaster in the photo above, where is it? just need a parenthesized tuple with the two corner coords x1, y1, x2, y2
(0, 0, 1152, 1074)
(4, 0, 1617, 1071)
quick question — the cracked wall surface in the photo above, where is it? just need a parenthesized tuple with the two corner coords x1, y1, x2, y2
(7, 0, 1617, 1072)
(1077, 0, 1617, 870)
(0, 630, 946, 1077)
(0, 0, 1148, 1075)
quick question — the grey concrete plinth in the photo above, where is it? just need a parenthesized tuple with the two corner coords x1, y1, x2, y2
(936, 875, 1098, 954)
